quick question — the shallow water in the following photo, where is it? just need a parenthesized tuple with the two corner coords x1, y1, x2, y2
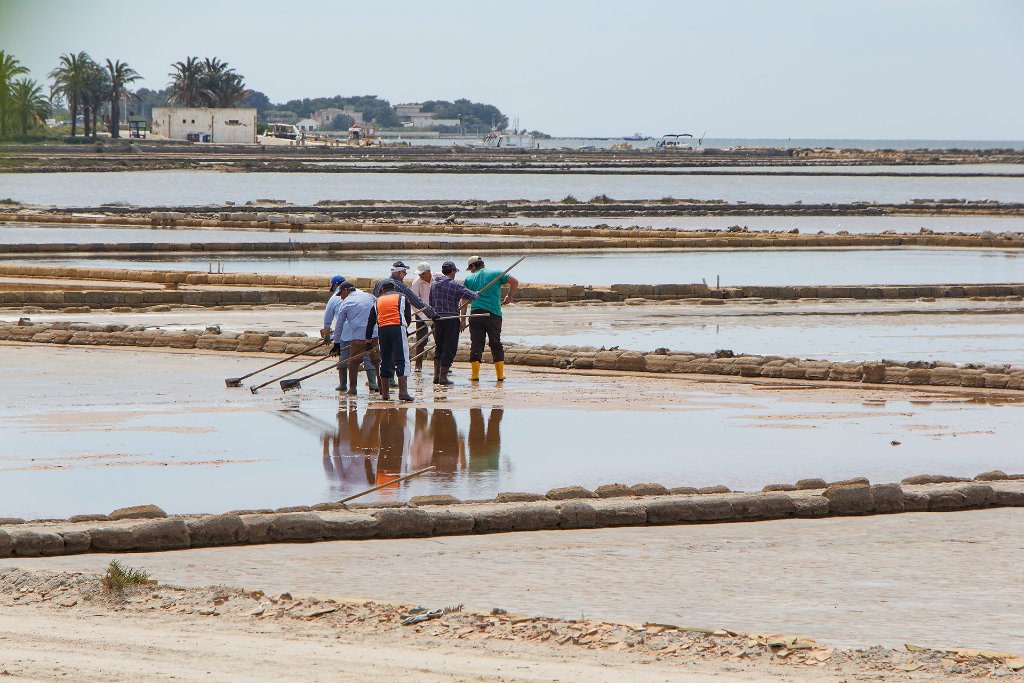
(4, 170, 1024, 205)
(477, 215, 1024, 234)
(0, 223, 515, 245)
(3, 395, 1022, 519)
(11, 248, 1024, 286)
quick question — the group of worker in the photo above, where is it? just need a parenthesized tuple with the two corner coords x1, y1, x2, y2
(321, 257, 519, 403)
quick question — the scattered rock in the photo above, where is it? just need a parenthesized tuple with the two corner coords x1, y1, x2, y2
(794, 478, 828, 490)
(628, 483, 669, 497)
(900, 474, 971, 486)
(545, 486, 597, 501)
(594, 484, 632, 498)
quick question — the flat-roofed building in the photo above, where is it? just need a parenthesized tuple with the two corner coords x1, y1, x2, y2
(151, 107, 257, 144)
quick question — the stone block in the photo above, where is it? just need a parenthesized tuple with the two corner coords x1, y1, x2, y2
(667, 487, 698, 495)
(89, 526, 136, 551)
(926, 490, 967, 511)
(732, 493, 797, 520)
(594, 484, 632, 498)
(267, 512, 326, 542)
(902, 491, 930, 512)
(792, 495, 830, 517)
(322, 514, 380, 540)
(595, 502, 648, 526)
(823, 484, 873, 515)
(794, 478, 829, 490)
(629, 483, 670, 497)
(557, 500, 597, 529)
(9, 531, 44, 556)
(762, 483, 798, 492)
(408, 495, 461, 507)
(545, 486, 597, 500)
(494, 492, 544, 503)
(953, 483, 994, 508)
(697, 485, 731, 494)
(371, 508, 434, 538)
(57, 530, 91, 554)
(426, 509, 476, 536)
(109, 504, 167, 521)
(0, 529, 11, 557)
(646, 497, 735, 524)
(993, 489, 1024, 506)
(471, 505, 560, 533)
(186, 514, 246, 547)
(861, 362, 886, 383)
(974, 470, 1009, 481)
(900, 474, 970, 485)
(870, 484, 905, 513)
(131, 519, 191, 551)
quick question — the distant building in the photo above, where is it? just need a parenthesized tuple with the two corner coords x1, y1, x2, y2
(296, 118, 318, 132)
(313, 106, 363, 127)
(408, 115, 460, 129)
(151, 107, 257, 144)
(395, 103, 423, 118)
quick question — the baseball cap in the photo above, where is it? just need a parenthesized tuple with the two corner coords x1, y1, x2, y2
(380, 280, 397, 292)
(414, 262, 431, 275)
(391, 260, 410, 273)
(338, 281, 356, 293)
(467, 256, 484, 269)
(441, 260, 458, 274)
(329, 274, 345, 290)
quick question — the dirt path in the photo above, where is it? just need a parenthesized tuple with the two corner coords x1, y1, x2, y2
(2, 566, 1019, 683)
(6, 509, 1023, 654)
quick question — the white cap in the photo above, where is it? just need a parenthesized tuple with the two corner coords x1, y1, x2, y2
(414, 262, 431, 275)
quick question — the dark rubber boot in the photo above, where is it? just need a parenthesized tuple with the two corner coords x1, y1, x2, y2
(347, 365, 359, 395)
(379, 375, 391, 400)
(366, 369, 379, 392)
(389, 376, 398, 388)
(398, 376, 414, 402)
(432, 361, 441, 385)
(437, 365, 454, 386)
(336, 365, 347, 392)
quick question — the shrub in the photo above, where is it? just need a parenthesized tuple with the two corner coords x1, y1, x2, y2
(101, 560, 154, 591)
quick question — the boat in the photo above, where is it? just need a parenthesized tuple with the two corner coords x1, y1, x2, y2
(623, 132, 651, 141)
(656, 133, 694, 149)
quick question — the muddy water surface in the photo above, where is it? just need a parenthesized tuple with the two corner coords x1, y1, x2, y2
(2, 345, 1022, 519)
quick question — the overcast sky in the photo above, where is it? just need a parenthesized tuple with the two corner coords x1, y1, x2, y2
(2, 0, 1022, 139)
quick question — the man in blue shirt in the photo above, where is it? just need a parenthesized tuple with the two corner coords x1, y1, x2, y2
(332, 282, 379, 395)
(429, 260, 478, 386)
(322, 275, 347, 388)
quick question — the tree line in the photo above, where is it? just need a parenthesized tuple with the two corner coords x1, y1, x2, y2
(0, 50, 250, 139)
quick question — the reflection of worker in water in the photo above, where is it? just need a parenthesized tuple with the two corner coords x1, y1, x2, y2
(375, 407, 410, 493)
(409, 408, 434, 470)
(321, 408, 382, 490)
(467, 407, 503, 473)
(429, 409, 465, 474)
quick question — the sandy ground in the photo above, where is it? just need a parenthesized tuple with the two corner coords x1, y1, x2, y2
(6, 509, 1023, 654)
(8, 567, 1008, 683)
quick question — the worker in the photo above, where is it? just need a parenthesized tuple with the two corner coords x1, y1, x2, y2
(373, 260, 438, 386)
(464, 256, 519, 382)
(429, 260, 478, 386)
(365, 281, 414, 402)
(332, 282, 379, 396)
(321, 275, 346, 385)
(410, 262, 433, 374)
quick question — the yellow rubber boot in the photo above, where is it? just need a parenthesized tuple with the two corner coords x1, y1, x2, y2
(495, 361, 505, 381)
(470, 361, 481, 381)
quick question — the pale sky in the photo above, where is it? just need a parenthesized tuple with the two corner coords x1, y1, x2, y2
(2, 0, 1022, 139)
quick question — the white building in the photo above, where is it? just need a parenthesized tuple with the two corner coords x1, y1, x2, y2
(296, 118, 318, 132)
(313, 107, 363, 127)
(151, 107, 257, 144)
(408, 115, 460, 129)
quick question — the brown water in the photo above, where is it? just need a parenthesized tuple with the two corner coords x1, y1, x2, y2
(2, 345, 1021, 519)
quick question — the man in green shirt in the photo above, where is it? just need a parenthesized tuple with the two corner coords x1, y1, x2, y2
(464, 255, 519, 381)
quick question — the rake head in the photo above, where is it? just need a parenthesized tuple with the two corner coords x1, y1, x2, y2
(280, 378, 302, 392)
(249, 385, 260, 394)
(225, 377, 243, 388)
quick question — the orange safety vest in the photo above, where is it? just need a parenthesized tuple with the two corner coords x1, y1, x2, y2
(375, 292, 403, 327)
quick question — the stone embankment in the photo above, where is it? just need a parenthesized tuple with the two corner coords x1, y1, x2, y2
(3, 210, 1024, 248)
(3, 264, 1024, 308)
(1, 478, 1021, 558)
(3, 320, 1023, 391)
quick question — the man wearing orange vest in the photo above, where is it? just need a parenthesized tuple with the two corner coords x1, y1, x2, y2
(365, 281, 414, 402)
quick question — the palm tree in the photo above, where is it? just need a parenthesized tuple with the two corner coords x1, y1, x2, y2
(105, 59, 140, 138)
(49, 51, 92, 137)
(209, 71, 249, 107)
(9, 79, 50, 135)
(0, 51, 29, 138)
(167, 57, 208, 107)
(79, 60, 109, 138)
